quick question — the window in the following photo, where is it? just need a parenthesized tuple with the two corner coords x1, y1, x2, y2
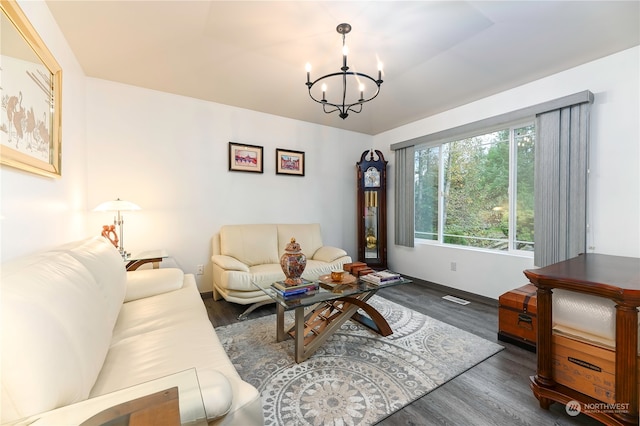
(414, 124, 535, 252)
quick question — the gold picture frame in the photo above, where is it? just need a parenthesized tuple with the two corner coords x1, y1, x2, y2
(1, 0, 62, 178)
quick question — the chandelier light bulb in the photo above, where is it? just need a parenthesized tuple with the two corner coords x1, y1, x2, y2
(359, 83, 365, 101)
(321, 83, 327, 102)
(342, 43, 349, 70)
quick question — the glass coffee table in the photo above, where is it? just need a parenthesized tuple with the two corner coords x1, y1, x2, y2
(254, 275, 412, 363)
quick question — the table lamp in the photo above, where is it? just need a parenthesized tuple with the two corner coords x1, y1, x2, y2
(94, 198, 141, 259)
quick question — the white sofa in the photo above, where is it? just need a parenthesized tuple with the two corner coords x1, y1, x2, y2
(211, 224, 352, 316)
(1, 236, 263, 425)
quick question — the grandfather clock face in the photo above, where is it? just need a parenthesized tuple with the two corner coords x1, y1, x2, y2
(364, 167, 381, 188)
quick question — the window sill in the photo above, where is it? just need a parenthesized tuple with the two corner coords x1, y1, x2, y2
(414, 239, 534, 258)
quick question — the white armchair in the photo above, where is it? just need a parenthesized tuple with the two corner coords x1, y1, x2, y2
(211, 223, 352, 318)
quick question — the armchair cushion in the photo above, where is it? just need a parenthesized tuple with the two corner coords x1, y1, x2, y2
(220, 224, 279, 266)
(277, 223, 324, 256)
(211, 254, 250, 272)
(312, 246, 349, 263)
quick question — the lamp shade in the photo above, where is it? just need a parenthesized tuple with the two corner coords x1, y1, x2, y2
(93, 198, 141, 212)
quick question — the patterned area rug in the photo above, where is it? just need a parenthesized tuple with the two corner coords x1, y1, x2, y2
(217, 295, 503, 425)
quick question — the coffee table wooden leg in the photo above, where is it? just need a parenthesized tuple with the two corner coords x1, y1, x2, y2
(292, 301, 361, 362)
(343, 296, 393, 336)
(280, 291, 397, 363)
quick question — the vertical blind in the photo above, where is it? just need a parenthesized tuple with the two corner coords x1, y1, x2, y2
(394, 146, 415, 247)
(534, 101, 591, 267)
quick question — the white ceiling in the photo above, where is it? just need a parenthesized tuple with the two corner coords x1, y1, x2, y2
(45, 1, 640, 135)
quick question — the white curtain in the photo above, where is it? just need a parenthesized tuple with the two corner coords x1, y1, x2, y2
(534, 101, 592, 267)
(394, 146, 415, 247)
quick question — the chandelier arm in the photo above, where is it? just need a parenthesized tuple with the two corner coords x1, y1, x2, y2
(322, 103, 341, 115)
(307, 72, 382, 106)
(346, 103, 364, 115)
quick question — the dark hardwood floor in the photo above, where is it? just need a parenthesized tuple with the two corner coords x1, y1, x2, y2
(203, 278, 604, 426)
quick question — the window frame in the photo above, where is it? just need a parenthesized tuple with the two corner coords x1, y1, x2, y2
(414, 121, 535, 256)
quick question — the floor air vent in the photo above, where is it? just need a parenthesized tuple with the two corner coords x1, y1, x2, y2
(442, 295, 470, 305)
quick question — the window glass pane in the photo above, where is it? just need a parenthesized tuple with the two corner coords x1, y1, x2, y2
(414, 146, 439, 240)
(413, 123, 534, 254)
(515, 125, 535, 251)
(443, 131, 509, 250)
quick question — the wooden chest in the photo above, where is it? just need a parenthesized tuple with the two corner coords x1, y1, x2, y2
(498, 284, 537, 352)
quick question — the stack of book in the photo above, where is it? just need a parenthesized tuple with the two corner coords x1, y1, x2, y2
(359, 270, 402, 285)
(271, 280, 319, 298)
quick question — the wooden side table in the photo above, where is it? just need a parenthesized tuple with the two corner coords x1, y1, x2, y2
(524, 253, 640, 426)
(126, 250, 169, 271)
(16, 369, 206, 425)
(80, 387, 180, 426)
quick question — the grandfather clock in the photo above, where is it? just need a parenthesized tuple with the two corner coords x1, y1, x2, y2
(356, 149, 388, 269)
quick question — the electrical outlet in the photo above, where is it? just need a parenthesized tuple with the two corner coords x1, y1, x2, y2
(450, 262, 457, 272)
(196, 264, 204, 275)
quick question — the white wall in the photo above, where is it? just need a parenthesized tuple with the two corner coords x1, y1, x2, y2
(84, 80, 370, 291)
(375, 47, 640, 299)
(2, 1, 637, 301)
(0, 1, 88, 261)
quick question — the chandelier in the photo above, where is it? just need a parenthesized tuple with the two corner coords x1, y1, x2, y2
(305, 23, 383, 119)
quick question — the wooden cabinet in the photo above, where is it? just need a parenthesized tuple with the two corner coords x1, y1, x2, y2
(524, 254, 640, 426)
(356, 150, 388, 269)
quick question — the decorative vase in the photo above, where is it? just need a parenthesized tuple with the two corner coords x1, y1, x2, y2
(280, 238, 307, 285)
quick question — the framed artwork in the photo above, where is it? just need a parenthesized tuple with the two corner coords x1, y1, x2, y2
(0, 1, 63, 178)
(276, 149, 305, 176)
(228, 142, 263, 173)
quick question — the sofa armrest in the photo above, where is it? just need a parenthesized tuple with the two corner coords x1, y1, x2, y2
(124, 268, 184, 302)
(9, 369, 212, 425)
(211, 254, 250, 272)
(312, 246, 348, 263)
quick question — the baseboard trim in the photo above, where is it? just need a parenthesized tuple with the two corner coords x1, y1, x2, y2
(400, 274, 499, 307)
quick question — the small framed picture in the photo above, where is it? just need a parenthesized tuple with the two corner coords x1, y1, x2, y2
(276, 148, 305, 176)
(229, 142, 263, 173)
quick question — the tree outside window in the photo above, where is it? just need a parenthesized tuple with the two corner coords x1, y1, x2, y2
(414, 124, 535, 253)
